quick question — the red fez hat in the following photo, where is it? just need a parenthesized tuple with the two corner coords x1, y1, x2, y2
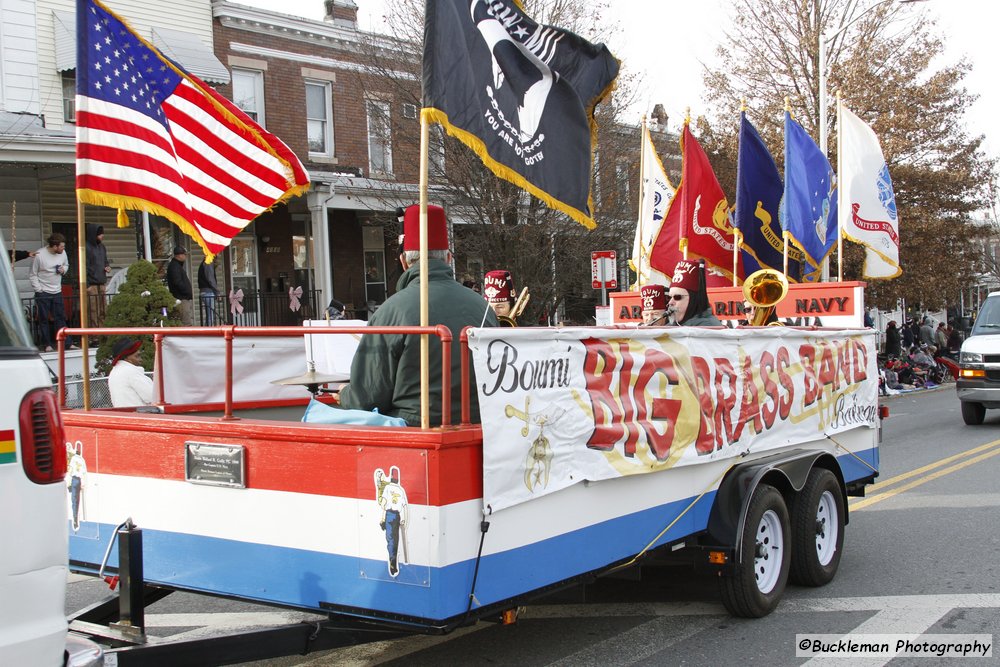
(670, 259, 701, 292)
(402, 204, 449, 252)
(639, 284, 667, 311)
(483, 270, 515, 304)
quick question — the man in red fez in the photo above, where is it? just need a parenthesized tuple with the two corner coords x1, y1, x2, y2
(483, 270, 516, 319)
(339, 204, 498, 426)
(639, 284, 668, 326)
(668, 259, 722, 326)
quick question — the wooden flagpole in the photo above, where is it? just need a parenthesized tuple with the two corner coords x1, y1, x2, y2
(418, 112, 430, 429)
(77, 200, 91, 410)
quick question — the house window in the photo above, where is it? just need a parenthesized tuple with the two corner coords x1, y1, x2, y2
(232, 69, 265, 125)
(306, 81, 333, 156)
(363, 227, 386, 306)
(367, 99, 393, 175)
(62, 72, 76, 123)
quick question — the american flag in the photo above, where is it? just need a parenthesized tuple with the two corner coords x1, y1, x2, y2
(75, 0, 309, 260)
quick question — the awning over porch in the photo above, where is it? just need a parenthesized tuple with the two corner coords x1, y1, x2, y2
(52, 10, 230, 85)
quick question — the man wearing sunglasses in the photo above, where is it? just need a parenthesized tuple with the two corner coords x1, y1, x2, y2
(667, 259, 722, 326)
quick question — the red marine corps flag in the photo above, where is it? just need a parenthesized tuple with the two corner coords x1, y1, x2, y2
(649, 121, 739, 286)
(676, 122, 741, 282)
(422, 0, 619, 229)
(75, 0, 309, 261)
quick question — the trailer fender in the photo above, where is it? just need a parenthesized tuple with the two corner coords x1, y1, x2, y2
(706, 449, 847, 564)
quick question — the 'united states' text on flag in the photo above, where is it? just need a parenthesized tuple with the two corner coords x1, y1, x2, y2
(75, 0, 310, 261)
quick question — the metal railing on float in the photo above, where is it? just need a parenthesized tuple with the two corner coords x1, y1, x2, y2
(54, 324, 462, 427)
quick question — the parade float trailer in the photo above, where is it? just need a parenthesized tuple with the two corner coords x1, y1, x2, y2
(60, 322, 881, 665)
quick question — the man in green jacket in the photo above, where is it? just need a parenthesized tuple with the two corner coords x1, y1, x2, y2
(340, 204, 498, 426)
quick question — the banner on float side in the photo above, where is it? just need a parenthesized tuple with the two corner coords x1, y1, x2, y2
(469, 327, 877, 512)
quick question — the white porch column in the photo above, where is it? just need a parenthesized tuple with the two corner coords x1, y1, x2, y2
(308, 186, 334, 307)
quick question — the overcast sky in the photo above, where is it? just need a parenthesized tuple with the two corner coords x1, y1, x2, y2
(239, 0, 998, 157)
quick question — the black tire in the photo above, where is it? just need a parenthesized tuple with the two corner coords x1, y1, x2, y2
(962, 401, 986, 425)
(789, 469, 845, 587)
(720, 483, 790, 618)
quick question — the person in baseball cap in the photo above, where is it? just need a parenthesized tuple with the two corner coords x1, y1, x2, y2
(483, 270, 516, 318)
(639, 284, 668, 326)
(668, 259, 721, 326)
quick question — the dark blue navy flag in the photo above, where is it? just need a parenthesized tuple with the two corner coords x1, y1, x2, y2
(423, 0, 619, 229)
(734, 113, 801, 282)
(780, 112, 838, 281)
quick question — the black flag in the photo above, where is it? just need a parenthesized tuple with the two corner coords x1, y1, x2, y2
(423, 0, 619, 229)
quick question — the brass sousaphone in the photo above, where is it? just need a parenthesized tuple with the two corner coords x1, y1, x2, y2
(742, 269, 789, 326)
(497, 286, 531, 327)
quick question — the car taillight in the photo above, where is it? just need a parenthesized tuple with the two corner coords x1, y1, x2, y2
(19, 389, 66, 484)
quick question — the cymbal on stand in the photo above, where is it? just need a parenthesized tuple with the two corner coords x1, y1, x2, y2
(271, 370, 349, 392)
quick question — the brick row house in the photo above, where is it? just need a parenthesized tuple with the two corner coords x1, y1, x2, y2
(211, 0, 427, 321)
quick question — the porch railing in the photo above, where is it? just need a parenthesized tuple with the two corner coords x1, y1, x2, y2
(21, 289, 322, 348)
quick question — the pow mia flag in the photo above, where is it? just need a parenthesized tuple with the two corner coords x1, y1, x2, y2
(423, 0, 619, 229)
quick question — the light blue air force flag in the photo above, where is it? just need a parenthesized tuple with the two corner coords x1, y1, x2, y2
(780, 112, 838, 279)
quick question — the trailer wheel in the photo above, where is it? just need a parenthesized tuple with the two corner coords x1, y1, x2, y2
(789, 468, 844, 587)
(720, 483, 790, 618)
(961, 401, 986, 425)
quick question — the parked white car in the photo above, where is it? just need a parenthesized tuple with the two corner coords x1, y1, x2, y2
(0, 235, 102, 666)
(957, 291, 1000, 425)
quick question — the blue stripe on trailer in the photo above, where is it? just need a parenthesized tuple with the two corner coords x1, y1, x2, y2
(837, 446, 878, 484)
(69, 490, 716, 621)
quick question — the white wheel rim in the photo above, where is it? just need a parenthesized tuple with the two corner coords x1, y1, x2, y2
(815, 490, 839, 566)
(754, 509, 784, 594)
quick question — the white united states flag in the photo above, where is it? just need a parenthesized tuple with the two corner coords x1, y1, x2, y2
(75, 0, 309, 260)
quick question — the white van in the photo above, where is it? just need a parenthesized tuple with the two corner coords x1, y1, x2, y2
(0, 237, 102, 666)
(957, 291, 1000, 425)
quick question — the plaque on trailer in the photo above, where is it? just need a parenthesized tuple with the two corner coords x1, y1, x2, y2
(185, 442, 246, 489)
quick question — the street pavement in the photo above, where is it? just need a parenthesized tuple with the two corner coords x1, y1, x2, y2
(66, 384, 1000, 665)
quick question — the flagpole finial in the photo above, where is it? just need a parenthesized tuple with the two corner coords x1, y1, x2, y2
(684, 107, 691, 125)
(784, 96, 791, 112)
(739, 98, 747, 112)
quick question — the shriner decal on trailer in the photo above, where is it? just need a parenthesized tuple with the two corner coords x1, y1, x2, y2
(469, 326, 877, 512)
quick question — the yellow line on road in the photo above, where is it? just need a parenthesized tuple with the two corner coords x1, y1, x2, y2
(864, 438, 1000, 493)
(851, 445, 1000, 511)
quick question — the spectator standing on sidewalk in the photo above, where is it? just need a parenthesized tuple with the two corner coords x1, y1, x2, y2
(198, 259, 219, 326)
(167, 246, 193, 326)
(85, 224, 111, 332)
(29, 233, 76, 352)
(885, 320, 901, 358)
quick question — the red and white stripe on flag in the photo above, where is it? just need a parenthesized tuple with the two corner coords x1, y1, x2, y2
(75, 0, 309, 261)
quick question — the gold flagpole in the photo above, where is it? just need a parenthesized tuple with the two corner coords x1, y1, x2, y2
(681, 107, 691, 261)
(782, 96, 791, 276)
(635, 115, 647, 289)
(734, 99, 746, 287)
(77, 201, 91, 410)
(418, 112, 430, 429)
(836, 90, 844, 282)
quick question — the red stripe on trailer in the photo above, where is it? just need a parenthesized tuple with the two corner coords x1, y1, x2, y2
(63, 412, 483, 506)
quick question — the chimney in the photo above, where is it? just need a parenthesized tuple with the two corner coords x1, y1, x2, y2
(650, 104, 668, 129)
(324, 0, 358, 28)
